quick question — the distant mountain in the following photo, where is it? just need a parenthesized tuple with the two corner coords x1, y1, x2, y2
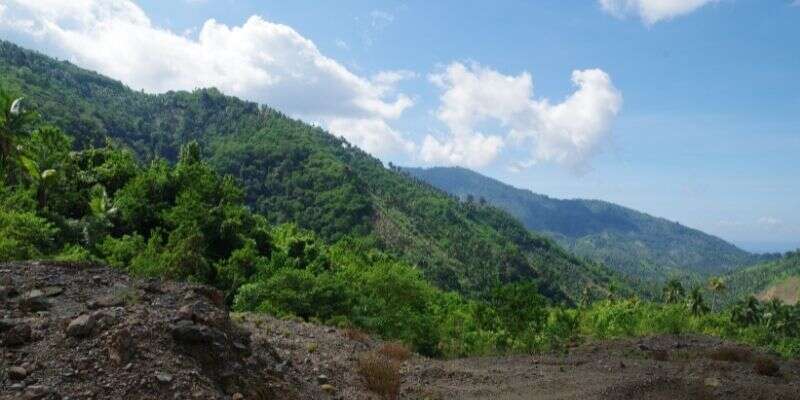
(0, 39, 626, 303)
(404, 166, 771, 281)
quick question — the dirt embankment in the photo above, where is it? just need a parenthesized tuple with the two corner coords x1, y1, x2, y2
(3, 261, 799, 400)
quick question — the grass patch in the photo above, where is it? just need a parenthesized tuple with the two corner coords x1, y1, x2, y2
(357, 351, 401, 400)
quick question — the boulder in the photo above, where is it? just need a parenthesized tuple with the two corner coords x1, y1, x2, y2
(66, 314, 96, 338)
(4, 322, 32, 346)
(8, 366, 27, 381)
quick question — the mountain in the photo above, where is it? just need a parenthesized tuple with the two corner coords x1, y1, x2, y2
(403, 166, 770, 281)
(720, 251, 800, 306)
(0, 40, 625, 302)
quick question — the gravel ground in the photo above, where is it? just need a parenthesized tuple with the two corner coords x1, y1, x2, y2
(3, 261, 798, 400)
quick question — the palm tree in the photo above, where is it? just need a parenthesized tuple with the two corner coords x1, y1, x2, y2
(687, 287, 710, 316)
(731, 296, 762, 326)
(707, 277, 726, 310)
(662, 279, 685, 304)
(0, 88, 36, 182)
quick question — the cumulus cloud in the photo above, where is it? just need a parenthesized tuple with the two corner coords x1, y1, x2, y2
(599, 0, 717, 24)
(0, 0, 415, 157)
(422, 62, 621, 171)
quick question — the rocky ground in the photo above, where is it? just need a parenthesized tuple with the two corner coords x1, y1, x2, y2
(3, 261, 799, 399)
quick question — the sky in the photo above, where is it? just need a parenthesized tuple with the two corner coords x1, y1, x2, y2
(0, 0, 798, 252)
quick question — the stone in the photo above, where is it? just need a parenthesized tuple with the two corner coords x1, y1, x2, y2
(232, 393, 244, 400)
(155, 372, 173, 384)
(42, 286, 64, 297)
(317, 374, 329, 384)
(87, 295, 125, 310)
(19, 290, 50, 312)
(108, 328, 134, 365)
(320, 384, 335, 394)
(170, 320, 214, 344)
(4, 322, 31, 346)
(23, 385, 53, 400)
(704, 377, 721, 388)
(8, 366, 27, 381)
(66, 314, 96, 338)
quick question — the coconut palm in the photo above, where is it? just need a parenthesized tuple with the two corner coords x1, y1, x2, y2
(662, 279, 685, 304)
(687, 287, 710, 316)
(707, 277, 727, 310)
(731, 296, 762, 326)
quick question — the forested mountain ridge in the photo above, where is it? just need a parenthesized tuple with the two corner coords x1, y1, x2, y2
(0, 39, 624, 302)
(404, 166, 773, 281)
(720, 251, 800, 306)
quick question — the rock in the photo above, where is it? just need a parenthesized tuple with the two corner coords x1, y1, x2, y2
(66, 314, 96, 338)
(704, 377, 721, 388)
(87, 295, 125, 310)
(42, 286, 64, 297)
(0, 318, 17, 332)
(232, 393, 244, 400)
(19, 290, 50, 312)
(8, 366, 27, 380)
(320, 384, 335, 394)
(4, 322, 31, 346)
(109, 328, 134, 365)
(23, 385, 53, 400)
(0, 285, 18, 300)
(171, 320, 214, 344)
(155, 372, 173, 384)
(176, 301, 227, 328)
(317, 374, 329, 384)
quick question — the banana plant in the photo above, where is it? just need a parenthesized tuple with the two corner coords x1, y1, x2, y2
(82, 184, 119, 247)
(19, 155, 57, 209)
(0, 89, 37, 182)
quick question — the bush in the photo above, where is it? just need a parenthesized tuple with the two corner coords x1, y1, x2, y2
(377, 342, 412, 362)
(99, 234, 145, 269)
(0, 210, 58, 261)
(357, 352, 401, 400)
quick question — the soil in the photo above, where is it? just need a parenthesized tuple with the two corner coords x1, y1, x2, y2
(3, 261, 799, 399)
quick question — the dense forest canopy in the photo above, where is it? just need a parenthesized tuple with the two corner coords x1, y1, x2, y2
(404, 166, 777, 282)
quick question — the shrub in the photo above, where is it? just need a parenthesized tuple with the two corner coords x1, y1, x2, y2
(0, 210, 58, 261)
(344, 328, 370, 343)
(378, 342, 412, 362)
(99, 234, 145, 269)
(357, 352, 401, 400)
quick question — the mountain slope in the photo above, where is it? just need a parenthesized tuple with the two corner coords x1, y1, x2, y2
(720, 251, 800, 306)
(404, 166, 767, 281)
(0, 40, 624, 302)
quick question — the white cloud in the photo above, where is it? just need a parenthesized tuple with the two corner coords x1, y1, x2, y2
(0, 0, 414, 157)
(599, 0, 718, 24)
(758, 217, 783, 229)
(326, 117, 415, 157)
(422, 62, 622, 171)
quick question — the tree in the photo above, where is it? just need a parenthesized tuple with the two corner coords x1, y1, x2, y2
(662, 279, 685, 304)
(0, 88, 37, 182)
(687, 287, 709, 316)
(731, 296, 762, 326)
(707, 277, 726, 310)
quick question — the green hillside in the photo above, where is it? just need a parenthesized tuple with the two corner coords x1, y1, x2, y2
(720, 251, 800, 306)
(404, 166, 771, 281)
(0, 39, 624, 302)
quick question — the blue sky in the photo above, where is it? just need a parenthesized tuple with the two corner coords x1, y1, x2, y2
(1, 0, 798, 252)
